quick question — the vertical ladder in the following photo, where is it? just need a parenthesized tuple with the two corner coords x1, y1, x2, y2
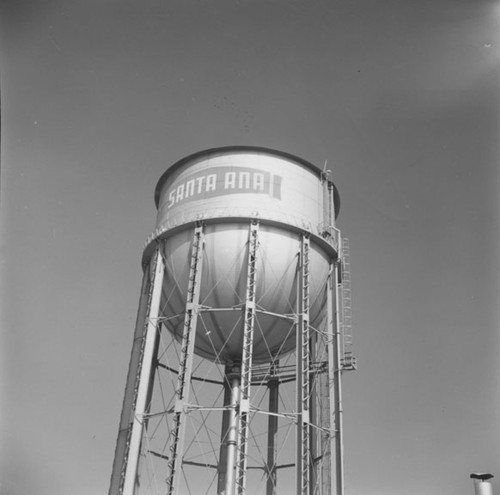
(340, 238, 356, 371)
(319, 174, 336, 244)
(297, 234, 311, 495)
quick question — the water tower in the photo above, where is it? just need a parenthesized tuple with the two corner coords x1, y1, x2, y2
(109, 146, 355, 495)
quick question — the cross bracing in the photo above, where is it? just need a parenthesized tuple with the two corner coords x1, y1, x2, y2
(111, 221, 349, 495)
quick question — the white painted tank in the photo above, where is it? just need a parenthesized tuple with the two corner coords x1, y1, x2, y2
(143, 147, 340, 363)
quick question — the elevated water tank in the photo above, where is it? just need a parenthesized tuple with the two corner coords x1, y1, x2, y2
(142, 146, 340, 363)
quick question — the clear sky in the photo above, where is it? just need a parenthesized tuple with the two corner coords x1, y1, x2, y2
(0, 1, 499, 494)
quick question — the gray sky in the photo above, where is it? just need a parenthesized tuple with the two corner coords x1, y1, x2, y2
(1, 1, 499, 494)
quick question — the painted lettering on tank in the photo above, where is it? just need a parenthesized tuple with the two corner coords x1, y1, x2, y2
(166, 166, 282, 209)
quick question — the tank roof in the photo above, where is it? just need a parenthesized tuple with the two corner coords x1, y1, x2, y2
(154, 146, 340, 216)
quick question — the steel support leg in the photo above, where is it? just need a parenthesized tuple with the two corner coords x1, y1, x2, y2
(109, 246, 165, 495)
(296, 235, 311, 495)
(109, 261, 151, 495)
(224, 372, 241, 495)
(233, 221, 259, 495)
(165, 224, 205, 495)
(309, 331, 318, 494)
(266, 362, 279, 495)
(318, 360, 332, 495)
(327, 261, 344, 495)
(217, 368, 233, 494)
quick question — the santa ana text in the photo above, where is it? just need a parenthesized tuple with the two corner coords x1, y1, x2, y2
(167, 167, 282, 208)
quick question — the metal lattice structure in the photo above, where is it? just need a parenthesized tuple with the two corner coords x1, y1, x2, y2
(108, 147, 355, 495)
